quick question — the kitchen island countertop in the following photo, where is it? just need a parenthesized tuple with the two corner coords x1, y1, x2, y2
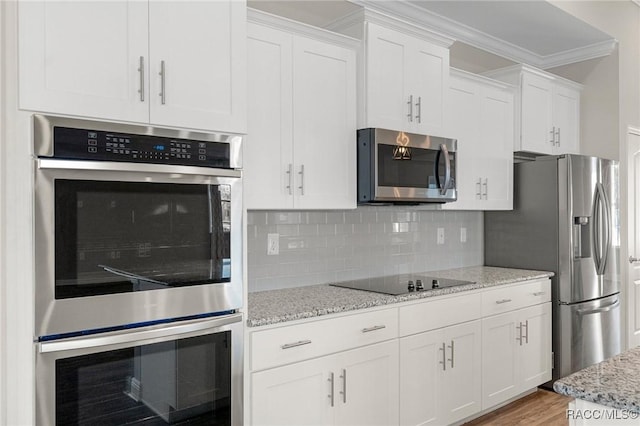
(554, 346, 640, 414)
(247, 265, 553, 327)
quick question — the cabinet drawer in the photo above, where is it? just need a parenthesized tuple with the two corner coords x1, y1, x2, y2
(399, 292, 482, 337)
(482, 279, 551, 316)
(250, 308, 398, 371)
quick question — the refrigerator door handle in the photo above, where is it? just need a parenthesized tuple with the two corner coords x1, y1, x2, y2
(576, 298, 620, 315)
(591, 183, 611, 275)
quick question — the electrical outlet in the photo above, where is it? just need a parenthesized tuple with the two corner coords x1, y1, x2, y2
(437, 228, 445, 245)
(267, 233, 279, 255)
(460, 227, 467, 243)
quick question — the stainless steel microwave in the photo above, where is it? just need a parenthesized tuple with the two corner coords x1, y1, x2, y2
(357, 128, 457, 203)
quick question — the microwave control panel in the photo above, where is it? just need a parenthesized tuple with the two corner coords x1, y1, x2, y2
(52, 126, 231, 168)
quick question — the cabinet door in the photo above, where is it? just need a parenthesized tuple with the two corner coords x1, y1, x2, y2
(245, 23, 294, 209)
(148, 0, 246, 133)
(482, 311, 519, 409)
(520, 72, 554, 154)
(251, 356, 333, 426)
(292, 36, 356, 210)
(480, 85, 514, 210)
(553, 85, 580, 154)
(442, 320, 482, 425)
(18, 1, 149, 122)
(365, 23, 412, 131)
(411, 39, 449, 136)
(519, 303, 552, 389)
(399, 329, 443, 426)
(444, 74, 481, 210)
(334, 341, 399, 426)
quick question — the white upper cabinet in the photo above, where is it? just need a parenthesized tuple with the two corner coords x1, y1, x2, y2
(330, 10, 453, 136)
(245, 11, 357, 210)
(444, 70, 514, 211)
(147, 1, 246, 132)
(18, 0, 246, 133)
(484, 64, 581, 155)
(365, 22, 450, 135)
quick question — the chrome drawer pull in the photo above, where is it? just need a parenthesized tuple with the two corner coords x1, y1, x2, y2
(281, 340, 312, 350)
(533, 291, 545, 296)
(361, 325, 386, 333)
(495, 299, 512, 304)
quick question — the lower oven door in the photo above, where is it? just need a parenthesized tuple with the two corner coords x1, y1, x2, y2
(36, 313, 243, 426)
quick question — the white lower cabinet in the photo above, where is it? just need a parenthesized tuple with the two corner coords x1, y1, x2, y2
(251, 340, 399, 426)
(482, 303, 552, 409)
(247, 278, 552, 426)
(400, 320, 482, 426)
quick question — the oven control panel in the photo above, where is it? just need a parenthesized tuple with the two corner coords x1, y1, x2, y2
(52, 127, 231, 168)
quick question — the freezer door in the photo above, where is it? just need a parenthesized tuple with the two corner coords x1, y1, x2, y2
(555, 294, 621, 381)
(560, 155, 620, 303)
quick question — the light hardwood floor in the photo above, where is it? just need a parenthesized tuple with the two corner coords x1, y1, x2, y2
(464, 389, 573, 426)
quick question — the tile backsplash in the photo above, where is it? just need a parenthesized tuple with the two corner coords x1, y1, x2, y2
(247, 207, 484, 292)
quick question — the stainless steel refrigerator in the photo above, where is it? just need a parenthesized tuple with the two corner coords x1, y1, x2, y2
(485, 154, 621, 383)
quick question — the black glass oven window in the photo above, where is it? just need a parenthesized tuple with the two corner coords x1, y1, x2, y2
(56, 331, 232, 425)
(55, 180, 231, 299)
(377, 144, 456, 189)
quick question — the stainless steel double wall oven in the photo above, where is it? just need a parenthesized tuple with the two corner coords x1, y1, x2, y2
(32, 115, 244, 425)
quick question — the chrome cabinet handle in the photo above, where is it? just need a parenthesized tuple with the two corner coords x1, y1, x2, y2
(555, 128, 561, 146)
(298, 164, 305, 195)
(159, 60, 166, 105)
(496, 299, 512, 304)
(328, 372, 334, 407)
(285, 163, 293, 195)
(533, 291, 545, 296)
(523, 320, 529, 344)
(281, 339, 312, 350)
(447, 340, 454, 368)
(138, 56, 145, 102)
(550, 126, 556, 146)
(339, 369, 347, 403)
(516, 322, 523, 346)
(415, 96, 422, 123)
(361, 325, 386, 333)
(439, 342, 446, 371)
(476, 178, 482, 200)
(630, 256, 640, 264)
(482, 178, 488, 200)
(407, 95, 413, 122)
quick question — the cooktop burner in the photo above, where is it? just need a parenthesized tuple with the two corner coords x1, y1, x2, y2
(331, 275, 475, 295)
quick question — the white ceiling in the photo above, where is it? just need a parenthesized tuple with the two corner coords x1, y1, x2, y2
(248, 0, 618, 69)
(403, 1, 617, 68)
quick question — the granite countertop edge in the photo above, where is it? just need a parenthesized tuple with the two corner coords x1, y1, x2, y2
(247, 266, 554, 328)
(553, 347, 640, 414)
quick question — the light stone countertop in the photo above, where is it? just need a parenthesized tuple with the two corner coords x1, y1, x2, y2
(247, 265, 554, 327)
(553, 347, 640, 414)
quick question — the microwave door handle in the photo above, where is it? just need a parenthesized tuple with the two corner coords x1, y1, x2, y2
(438, 144, 451, 196)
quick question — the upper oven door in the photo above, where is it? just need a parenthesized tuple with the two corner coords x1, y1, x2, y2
(34, 159, 243, 338)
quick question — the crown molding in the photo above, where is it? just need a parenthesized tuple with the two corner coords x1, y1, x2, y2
(348, 0, 617, 69)
(248, 7, 360, 49)
(327, 5, 455, 48)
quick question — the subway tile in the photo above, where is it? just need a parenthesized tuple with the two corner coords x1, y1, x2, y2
(246, 209, 484, 292)
(306, 212, 328, 224)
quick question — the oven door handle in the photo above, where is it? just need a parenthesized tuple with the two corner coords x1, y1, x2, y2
(38, 313, 242, 354)
(37, 158, 241, 179)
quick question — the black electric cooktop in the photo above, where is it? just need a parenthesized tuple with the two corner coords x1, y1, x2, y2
(331, 274, 475, 295)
